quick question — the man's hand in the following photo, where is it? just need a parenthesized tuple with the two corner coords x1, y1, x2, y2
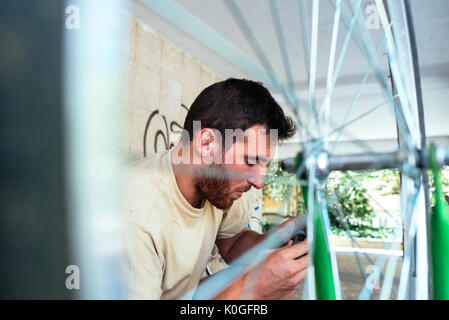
(275, 214, 307, 245)
(214, 215, 308, 300)
(246, 239, 308, 300)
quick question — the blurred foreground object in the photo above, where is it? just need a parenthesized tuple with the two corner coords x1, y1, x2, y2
(0, 0, 69, 299)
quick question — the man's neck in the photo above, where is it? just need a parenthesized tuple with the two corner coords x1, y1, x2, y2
(170, 144, 205, 209)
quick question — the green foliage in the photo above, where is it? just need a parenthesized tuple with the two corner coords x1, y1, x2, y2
(262, 162, 295, 202)
(325, 170, 397, 239)
(443, 166, 449, 189)
(428, 166, 449, 206)
(325, 173, 374, 230)
(332, 226, 395, 238)
(262, 162, 400, 239)
(367, 169, 401, 195)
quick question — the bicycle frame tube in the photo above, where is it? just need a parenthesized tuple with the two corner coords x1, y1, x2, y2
(429, 144, 449, 299)
(300, 154, 338, 300)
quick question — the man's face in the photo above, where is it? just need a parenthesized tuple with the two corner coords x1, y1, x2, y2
(196, 124, 275, 210)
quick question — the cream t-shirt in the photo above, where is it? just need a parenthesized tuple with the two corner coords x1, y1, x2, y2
(123, 149, 252, 299)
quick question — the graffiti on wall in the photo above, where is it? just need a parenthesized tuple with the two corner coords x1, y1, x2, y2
(142, 103, 189, 157)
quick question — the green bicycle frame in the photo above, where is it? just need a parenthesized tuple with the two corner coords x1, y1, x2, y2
(298, 154, 337, 300)
(429, 144, 449, 299)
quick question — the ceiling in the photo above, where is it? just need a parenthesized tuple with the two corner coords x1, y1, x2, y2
(130, 0, 449, 156)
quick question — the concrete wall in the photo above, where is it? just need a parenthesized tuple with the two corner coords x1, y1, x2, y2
(122, 13, 222, 162)
(121, 12, 229, 276)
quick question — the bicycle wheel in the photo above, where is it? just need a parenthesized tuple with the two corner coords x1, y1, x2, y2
(143, 0, 433, 300)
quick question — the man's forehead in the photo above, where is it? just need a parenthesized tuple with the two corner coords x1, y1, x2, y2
(243, 125, 269, 136)
(242, 128, 274, 143)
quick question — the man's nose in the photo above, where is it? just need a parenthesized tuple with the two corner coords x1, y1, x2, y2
(248, 168, 266, 189)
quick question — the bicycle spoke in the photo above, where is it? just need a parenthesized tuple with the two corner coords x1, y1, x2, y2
(330, 170, 403, 227)
(225, 0, 311, 140)
(299, 0, 311, 79)
(269, 0, 296, 97)
(325, 187, 400, 298)
(342, 0, 416, 154)
(379, 244, 401, 299)
(333, 1, 407, 142)
(146, 0, 436, 301)
(307, 0, 320, 140)
(327, 97, 396, 153)
(318, 0, 363, 127)
(319, 0, 341, 151)
(327, 35, 388, 156)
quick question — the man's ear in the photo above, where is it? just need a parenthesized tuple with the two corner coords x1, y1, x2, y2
(193, 128, 222, 165)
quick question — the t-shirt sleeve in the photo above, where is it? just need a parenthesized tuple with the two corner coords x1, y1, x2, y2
(124, 222, 164, 299)
(216, 191, 253, 239)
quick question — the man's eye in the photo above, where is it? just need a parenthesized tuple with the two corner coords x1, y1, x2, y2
(246, 160, 256, 167)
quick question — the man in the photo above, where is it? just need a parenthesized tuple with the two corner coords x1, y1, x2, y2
(124, 78, 309, 299)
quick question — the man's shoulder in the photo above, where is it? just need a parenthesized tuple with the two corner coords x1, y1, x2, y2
(122, 153, 168, 230)
(123, 153, 163, 179)
(122, 152, 168, 192)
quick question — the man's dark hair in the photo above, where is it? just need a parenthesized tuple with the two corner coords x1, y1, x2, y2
(183, 78, 297, 144)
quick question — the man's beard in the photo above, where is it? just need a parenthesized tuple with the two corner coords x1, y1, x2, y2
(196, 163, 234, 210)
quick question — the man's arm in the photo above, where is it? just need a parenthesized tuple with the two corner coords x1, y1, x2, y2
(125, 223, 164, 299)
(214, 239, 309, 299)
(216, 214, 307, 263)
(213, 216, 309, 299)
(215, 228, 268, 264)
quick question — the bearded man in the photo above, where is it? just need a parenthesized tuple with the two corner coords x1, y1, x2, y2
(124, 78, 309, 299)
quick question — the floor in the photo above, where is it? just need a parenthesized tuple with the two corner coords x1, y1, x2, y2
(294, 253, 403, 300)
(206, 251, 403, 300)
